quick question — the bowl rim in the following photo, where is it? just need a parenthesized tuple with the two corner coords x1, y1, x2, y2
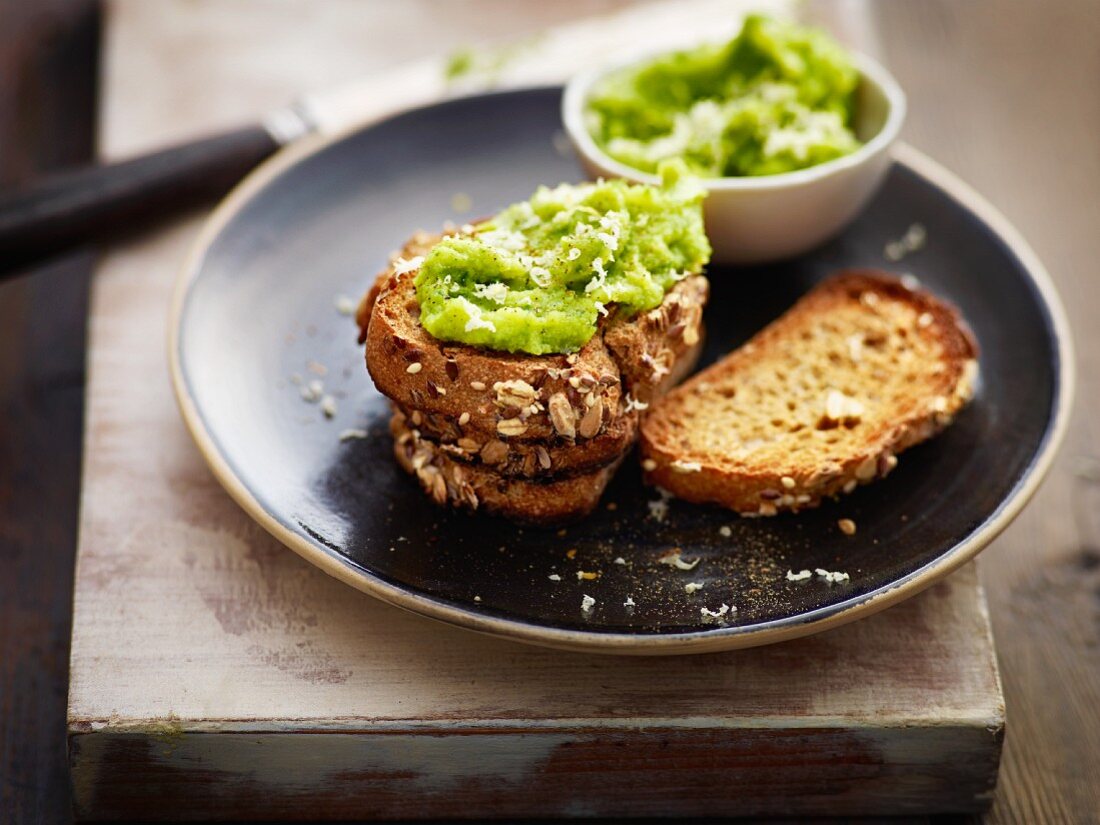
(562, 47, 907, 190)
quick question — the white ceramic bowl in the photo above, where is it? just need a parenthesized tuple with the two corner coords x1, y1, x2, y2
(562, 51, 907, 264)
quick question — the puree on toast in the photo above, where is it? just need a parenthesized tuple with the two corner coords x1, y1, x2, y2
(414, 163, 710, 355)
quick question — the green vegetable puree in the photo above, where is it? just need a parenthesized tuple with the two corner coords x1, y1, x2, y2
(585, 15, 862, 178)
(415, 163, 710, 355)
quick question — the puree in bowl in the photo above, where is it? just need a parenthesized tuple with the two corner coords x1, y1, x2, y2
(415, 163, 710, 355)
(584, 15, 862, 178)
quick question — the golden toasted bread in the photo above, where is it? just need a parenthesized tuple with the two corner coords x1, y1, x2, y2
(640, 272, 979, 515)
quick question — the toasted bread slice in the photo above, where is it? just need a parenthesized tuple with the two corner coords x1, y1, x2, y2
(360, 231, 708, 445)
(393, 403, 639, 479)
(640, 272, 979, 515)
(390, 413, 621, 524)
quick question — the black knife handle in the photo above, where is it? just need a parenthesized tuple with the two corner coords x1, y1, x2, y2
(0, 123, 282, 276)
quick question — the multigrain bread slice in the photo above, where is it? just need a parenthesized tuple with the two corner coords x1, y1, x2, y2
(640, 271, 979, 515)
(390, 413, 622, 524)
(359, 231, 708, 445)
(393, 402, 639, 479)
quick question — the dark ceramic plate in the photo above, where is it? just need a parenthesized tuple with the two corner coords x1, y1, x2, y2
(170, 88, 1072, 654)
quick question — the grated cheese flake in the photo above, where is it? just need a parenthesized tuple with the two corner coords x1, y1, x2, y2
(658, 549, 700, 571)
(392, 255, 424, 275)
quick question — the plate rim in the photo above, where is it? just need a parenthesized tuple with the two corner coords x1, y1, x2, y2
(168, 87, 1075, 655)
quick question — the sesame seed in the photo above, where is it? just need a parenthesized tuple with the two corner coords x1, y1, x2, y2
(780, 476, 796, 489)
(406, 362, 422, 374)
(670, 459, 702, 473)
(458, 412, 470, 426)
(470, 381, 486, 391)
(900, 273, 921, 290)
(642, 458, 658, 472)
(838, 518, 857, 536)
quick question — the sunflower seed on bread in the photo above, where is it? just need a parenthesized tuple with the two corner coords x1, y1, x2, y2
(390, 412, 624, 524)
(640, 271, 979, 515)
(391, 403, 638, 479)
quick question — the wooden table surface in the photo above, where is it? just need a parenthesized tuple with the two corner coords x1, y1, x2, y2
(2, 1, 1099, 822)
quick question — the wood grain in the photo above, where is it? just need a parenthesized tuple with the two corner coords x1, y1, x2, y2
(0, 2, 99, 823)
(872, 3, 1100, 821)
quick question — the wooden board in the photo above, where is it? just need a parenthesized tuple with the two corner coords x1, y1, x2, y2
(0, 3, 99, 823)
(69, 1, 1005, 819)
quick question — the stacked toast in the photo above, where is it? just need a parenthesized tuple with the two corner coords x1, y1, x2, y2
(358, 230, 710, 524)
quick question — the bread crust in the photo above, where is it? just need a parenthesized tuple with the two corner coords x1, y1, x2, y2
(640, 271, 979, 515)
(390, 413, 621, 524)
(392, 403, 639, 479)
